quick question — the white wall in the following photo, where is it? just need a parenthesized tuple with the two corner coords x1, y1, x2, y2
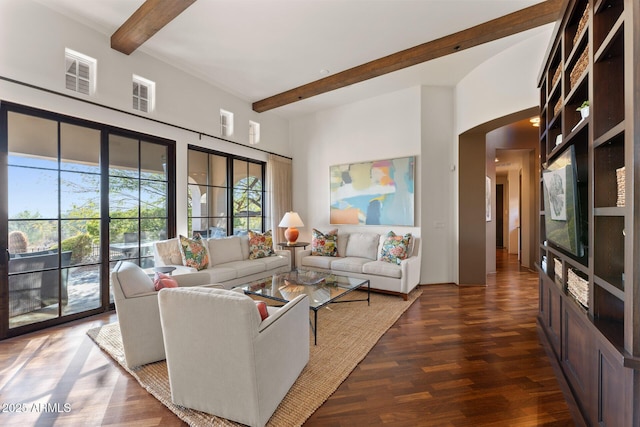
(455, 25, 554, 135)
(0, 0, 290, 236)
(289, 86, 456, 284)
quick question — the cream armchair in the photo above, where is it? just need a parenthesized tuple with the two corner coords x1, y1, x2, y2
(111, 261, 217, 369)
(158, 287, 310, 427)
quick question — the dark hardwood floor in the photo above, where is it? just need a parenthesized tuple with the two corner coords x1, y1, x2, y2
(0, 250, 574, 426)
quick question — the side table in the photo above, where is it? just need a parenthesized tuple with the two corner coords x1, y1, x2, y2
(277, 242, 310, 270)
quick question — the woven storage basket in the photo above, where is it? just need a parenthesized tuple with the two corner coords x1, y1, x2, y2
(616, 166, 626, 207)
(554, 98, 562, 117)
(570, 45, 589, 88)
(552, 65, 561, 88)
(567, 269, 589, 308)
(554, 258, 563, 284)
(574, 6, 589, 46)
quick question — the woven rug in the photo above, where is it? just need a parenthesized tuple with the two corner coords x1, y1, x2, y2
(87, 288, 422, 426)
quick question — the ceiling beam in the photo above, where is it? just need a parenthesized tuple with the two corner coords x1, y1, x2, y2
(253, 0, 563, 113)
(111, 0, 197, 55)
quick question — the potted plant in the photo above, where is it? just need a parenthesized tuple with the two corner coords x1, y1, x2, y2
(576, 101, 590, 119)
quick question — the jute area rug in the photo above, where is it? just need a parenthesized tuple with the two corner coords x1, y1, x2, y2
(87, 288, 422, 426)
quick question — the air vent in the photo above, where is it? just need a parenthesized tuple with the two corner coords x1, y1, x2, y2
(133, 75, 155, 113)
(65, 48, 95, 95)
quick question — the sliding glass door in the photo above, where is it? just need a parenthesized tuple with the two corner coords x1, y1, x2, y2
(1, 103, 174, 338)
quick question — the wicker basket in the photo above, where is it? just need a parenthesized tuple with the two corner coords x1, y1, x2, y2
(570, 45, 589, 88)
(554, 258, 563, 284)
(574, 6, 589, 46)
(616, 166, 626, 207)
(552, 65, 561, 88)
(554, 98, 563, 117)
(567, 269, 589, 308)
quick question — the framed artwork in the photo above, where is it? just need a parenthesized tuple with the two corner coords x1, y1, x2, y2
(486, 176, 492, 222)
(542, 145, 583, 257)
(330, 156, 415, 225)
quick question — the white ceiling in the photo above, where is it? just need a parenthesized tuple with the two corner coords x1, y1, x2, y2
(36, 0, 553, 118)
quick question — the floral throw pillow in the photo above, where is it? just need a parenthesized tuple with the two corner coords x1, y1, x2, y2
(178, 234, 209, 270)
(311, 228, 338, 257)
(248, 230, 275, 259)
(379, 231, 412, 265)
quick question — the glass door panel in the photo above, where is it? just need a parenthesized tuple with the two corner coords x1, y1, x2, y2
(2, 105, 174, 338)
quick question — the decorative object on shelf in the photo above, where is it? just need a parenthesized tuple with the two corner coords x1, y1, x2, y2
(567, 268, 589, 308)
(570, 45, 589, 88)
(555, 134, 563, 146)
(576, 101, 589, 119)
(571, 101, 590, 132)
(616, 166, 626, 207)
(542, 145, 584, 257)
(329, 156, 415, 226)
(279, 211, 305, 245)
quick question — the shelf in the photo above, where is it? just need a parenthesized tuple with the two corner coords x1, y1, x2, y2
(594, 12, 624, 62)
(593, 121, 624, 148)
(593, 21, 625, 139)
(594, 275, 625, 300)
(593, 0, 624, 60)
(593, 207, 625, 216)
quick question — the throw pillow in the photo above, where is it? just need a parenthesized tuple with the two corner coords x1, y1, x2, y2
(311, 228, 339, 257)
(248, 230, 275, 259)
(379, 231, 412, 265)
(254, 300, 269, 321)
(178, 234, 210, 270)
(153, 272, 178, 291)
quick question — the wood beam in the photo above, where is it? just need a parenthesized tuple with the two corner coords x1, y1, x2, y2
(111, 0, 197, 55)
(252, 0, 563, 113)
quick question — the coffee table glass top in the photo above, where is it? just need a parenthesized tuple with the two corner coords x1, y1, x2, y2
(239, 269, 369, 310)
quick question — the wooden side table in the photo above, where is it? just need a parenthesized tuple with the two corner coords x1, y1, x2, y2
(277, 242, 310, 270)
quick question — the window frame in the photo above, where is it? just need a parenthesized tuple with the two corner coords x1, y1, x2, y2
(187, 145, 265, 238)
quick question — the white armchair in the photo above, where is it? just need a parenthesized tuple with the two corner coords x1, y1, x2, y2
(111, 260, 217, 369)
(158, 287, 310, 427)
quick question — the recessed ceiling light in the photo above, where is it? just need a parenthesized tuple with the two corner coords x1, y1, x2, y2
(320, 69, 330, 76)
(529, 117, 540, 127)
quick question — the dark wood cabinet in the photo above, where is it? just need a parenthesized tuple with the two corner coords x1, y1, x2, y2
(537, 0, 640, 425)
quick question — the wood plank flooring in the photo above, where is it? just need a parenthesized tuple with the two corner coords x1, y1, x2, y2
(0, 250, 574, 426)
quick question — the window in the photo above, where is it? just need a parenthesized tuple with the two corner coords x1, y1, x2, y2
(249, 121, 260, 145)
(187, 146, 265, 238)
(1, 103, 175, 337)
(65, 48, 96, 95)
(220, 109, 234, 138)
(132, 75, 155, 113)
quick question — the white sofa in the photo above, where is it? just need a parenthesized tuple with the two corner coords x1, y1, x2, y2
(296, 231, 421, 300)
(152, 235, 290, 289)
(158, 287, 309, 427)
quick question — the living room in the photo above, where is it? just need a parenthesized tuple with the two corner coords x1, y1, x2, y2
(1, 0, 580, 425)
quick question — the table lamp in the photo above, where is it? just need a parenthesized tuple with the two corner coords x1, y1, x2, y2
(279, 211, 304, 245)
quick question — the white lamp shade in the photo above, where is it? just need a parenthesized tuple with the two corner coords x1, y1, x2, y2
(278, 212, 304, 228)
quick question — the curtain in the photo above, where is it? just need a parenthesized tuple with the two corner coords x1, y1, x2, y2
(266, 154, 292, 244)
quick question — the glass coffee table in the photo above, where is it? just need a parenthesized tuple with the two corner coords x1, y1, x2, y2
(239, 269, 370, 344)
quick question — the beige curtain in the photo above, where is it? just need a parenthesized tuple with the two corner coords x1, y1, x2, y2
(267, 154, 292, 244)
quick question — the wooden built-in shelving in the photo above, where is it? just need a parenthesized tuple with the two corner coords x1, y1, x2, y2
(537, 0, 639, 425)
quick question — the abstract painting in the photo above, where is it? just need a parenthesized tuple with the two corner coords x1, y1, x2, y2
(330, 156, 415, 225)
